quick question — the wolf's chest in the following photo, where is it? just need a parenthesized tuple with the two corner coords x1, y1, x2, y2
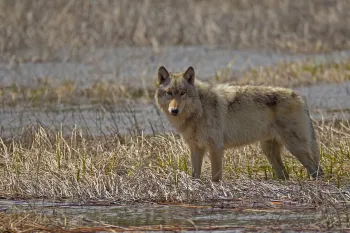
(180, 124, 209, 147)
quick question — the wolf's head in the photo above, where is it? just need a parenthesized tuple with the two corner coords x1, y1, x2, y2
(155, 66, 197, 117)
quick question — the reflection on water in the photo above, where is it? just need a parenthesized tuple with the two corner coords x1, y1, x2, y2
(0, 200, 325, 231)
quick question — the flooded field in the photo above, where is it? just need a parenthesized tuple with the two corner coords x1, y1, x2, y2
(1, 47, 350, 232)
(1, 47, 350, 139)
(2, 46, 350, 87)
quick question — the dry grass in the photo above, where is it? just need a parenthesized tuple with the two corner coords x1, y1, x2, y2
(215, 59, 350, 87)
(0, 120, 349, 203)
(1, 59, 350, 107)
(0, 78, 149, 107)
(1, 0, 350, 58)
(0, 212, 66, 233)
(0, 119, 350, 231)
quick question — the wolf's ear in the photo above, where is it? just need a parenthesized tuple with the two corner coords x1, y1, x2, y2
(184, 66, 195, 85)
(158, 66, 170, 85)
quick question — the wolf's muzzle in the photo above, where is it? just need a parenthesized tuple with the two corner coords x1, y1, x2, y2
(170, 108, 179, 116)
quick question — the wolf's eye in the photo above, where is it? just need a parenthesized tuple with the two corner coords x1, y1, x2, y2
(180, 91, 186, 96)
(167, 91, 172, 96)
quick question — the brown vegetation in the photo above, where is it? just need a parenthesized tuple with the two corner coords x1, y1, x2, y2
(1, 0, 350, 57)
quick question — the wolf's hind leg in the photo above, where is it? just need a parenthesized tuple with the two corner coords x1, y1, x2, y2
(309, 119, 324, 178)
(280, 131, 323, 178)
(260, 139, 289, 180)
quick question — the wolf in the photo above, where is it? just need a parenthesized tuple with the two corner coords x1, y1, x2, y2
(155, 66, 324, 182)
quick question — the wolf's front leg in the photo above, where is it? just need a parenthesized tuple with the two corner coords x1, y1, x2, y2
(190, 146, 206, 179)
(209, 147, 224, 182)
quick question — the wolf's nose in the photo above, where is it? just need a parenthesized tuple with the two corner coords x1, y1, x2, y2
(171, 108, 179, 115)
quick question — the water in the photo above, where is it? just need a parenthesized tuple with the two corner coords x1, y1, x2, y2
(2, 46, 350, 88)
(0, 199, 333, 232)
(0, 103, 172, 138)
